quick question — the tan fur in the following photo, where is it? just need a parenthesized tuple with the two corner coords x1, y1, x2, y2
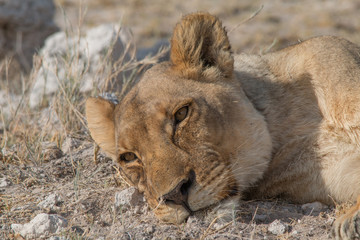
(86, 13, 360, 239)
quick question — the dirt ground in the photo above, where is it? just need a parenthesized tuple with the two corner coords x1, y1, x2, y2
(1, 140, 338, 239)
(1, 0, 360, 239)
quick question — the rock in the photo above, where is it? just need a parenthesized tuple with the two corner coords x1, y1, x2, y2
(38, 193, 63, 209)
(114, 187, 145, 211)
(145, 225, 155, 234)
(11, 213, 67, 239)
(301, 201, 327, 215)
(0, 0, 58, 76)
(61, 137, 81, 153)
(268, 219, 289, 235)
(41, 142, 63, 161)
(30, 24, 134, 108)
(0, 177, 12, 187)
(213, 222, 225, 230)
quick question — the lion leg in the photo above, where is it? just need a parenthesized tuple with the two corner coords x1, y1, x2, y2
(332, 195, 360, 240)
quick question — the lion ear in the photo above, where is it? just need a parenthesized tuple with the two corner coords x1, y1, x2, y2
(170, 12, 234, 80)
(86, 97, 116, 160)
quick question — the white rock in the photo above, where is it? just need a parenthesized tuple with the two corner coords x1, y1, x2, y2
(114, 187, 144, 210)
(10, 224, 23, 233)
(268, 219, 288, 235)
(38, 193, 62, 209)
(301, 201, 327, 215)
(30, 24, 133, 108)
(11, 213, 67, 239)
(0, 177, 11, 187)
(145, 225, 155, 234)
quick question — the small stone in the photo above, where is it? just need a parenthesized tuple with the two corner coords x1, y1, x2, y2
(134, 205, 141, 214)
(38, 193, 63, 209)
(114, 187, 144, 211)
(41, 142, 63, 161)
(145, 225, 155, 234)
(268, 219, 289, 235)
(0, 177, 11, 187)
(11, 213, 67, 239)
(301, 202, 327, 215)
(213, 223, 225, 230)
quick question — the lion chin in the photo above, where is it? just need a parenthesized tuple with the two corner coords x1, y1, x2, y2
(86, 12, 360, 239)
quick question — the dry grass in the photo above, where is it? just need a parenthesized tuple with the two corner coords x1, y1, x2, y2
(0, 6, 169, 237)
(0, 5, 166, 167)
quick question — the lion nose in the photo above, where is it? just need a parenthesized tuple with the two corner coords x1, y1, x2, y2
(161, 171, 195, 212)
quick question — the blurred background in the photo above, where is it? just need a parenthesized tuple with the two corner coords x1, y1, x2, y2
(54, 0, 360, 52)
(1, 0, 360, 90)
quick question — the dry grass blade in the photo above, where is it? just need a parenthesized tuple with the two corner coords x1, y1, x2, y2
(228, 5, 263, 33)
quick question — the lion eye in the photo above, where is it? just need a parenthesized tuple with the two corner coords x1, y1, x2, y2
(174, 106, 188, 123)
(120, 152, 137, 162)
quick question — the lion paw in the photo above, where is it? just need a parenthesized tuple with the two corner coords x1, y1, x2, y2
(332, 209, 360, 240)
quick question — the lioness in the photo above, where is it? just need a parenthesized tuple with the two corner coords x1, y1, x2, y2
(86, 13, 360, 239)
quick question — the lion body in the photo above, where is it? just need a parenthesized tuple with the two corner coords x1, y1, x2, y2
(236, 36, 360, 205)
(86, 13, 360, 238)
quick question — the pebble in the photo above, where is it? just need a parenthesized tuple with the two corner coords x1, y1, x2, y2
(38, 193, 63, 209)
(114, 187, 144, 211)
(0, 177, 11, 187)
(268, 219, 289, 235)
(11, 213, 67, 239)
(213, 222, 225, 230)
(145, 225, 155, 234)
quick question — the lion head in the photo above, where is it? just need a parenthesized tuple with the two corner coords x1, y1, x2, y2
(86, 12, 272, 223)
